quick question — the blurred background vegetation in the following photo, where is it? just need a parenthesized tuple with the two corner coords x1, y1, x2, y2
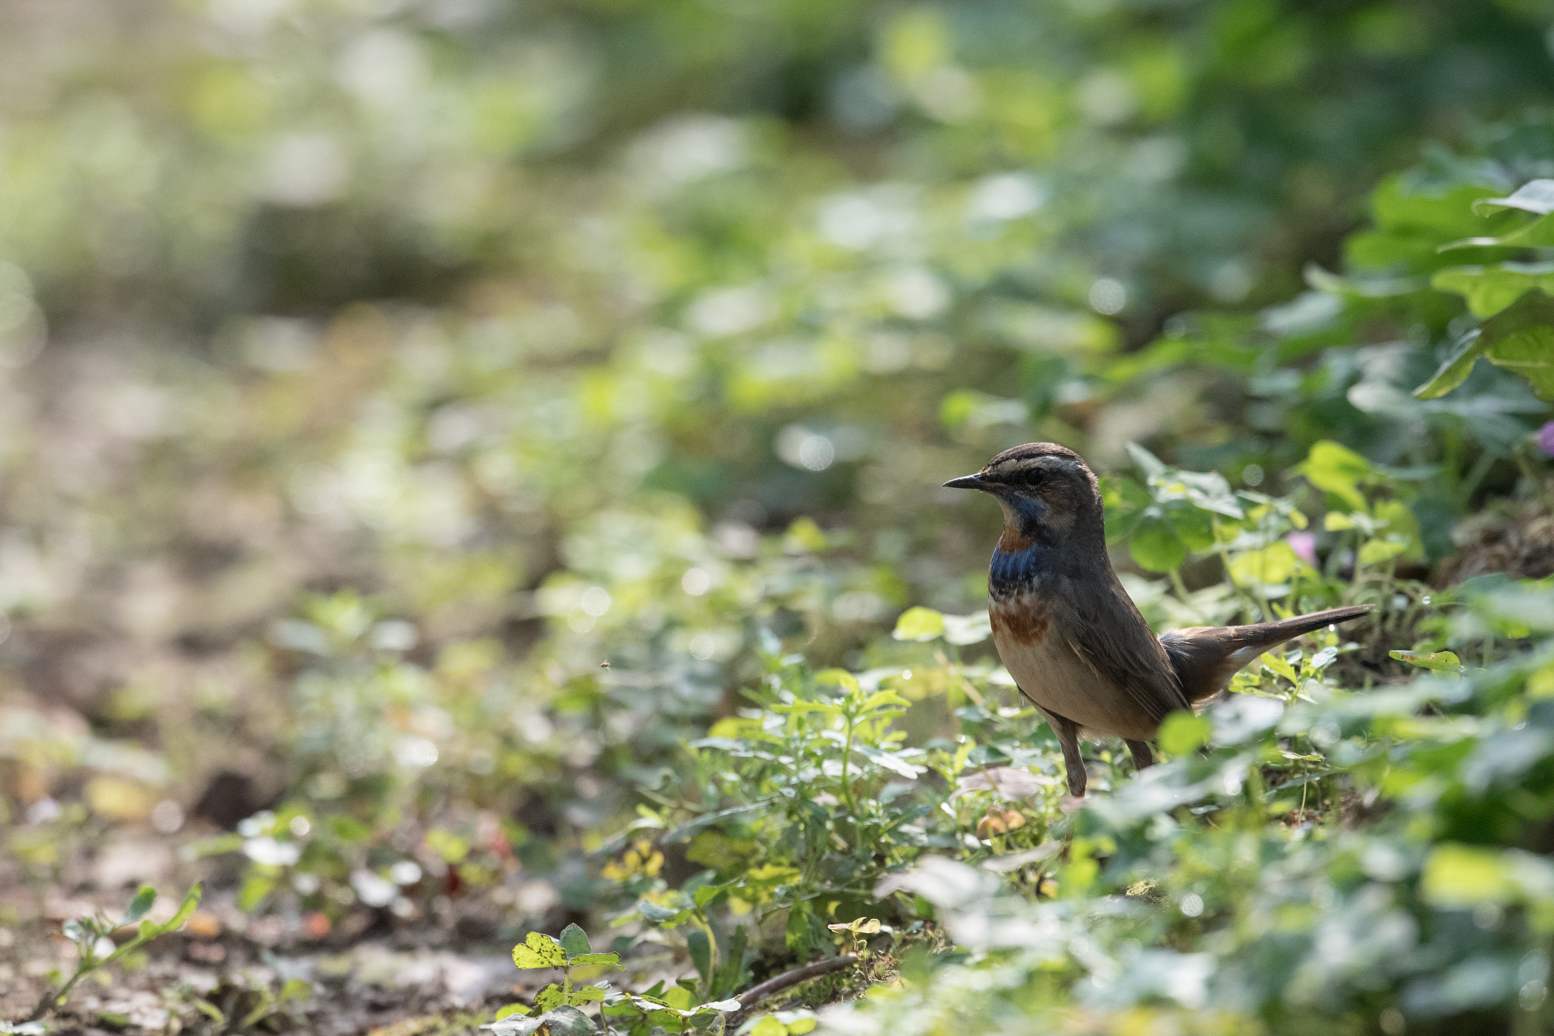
(2, 1, 1553, 1034)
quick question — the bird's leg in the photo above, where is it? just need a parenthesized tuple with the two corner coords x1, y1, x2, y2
(1125, 739, 1155, 772)
(1041, 710, 1086, 798)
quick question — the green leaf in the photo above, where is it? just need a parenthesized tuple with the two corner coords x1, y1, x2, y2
(1389, 649, 1463, 672)
(1357, 539, 1407, 565)
(1159, 712, 1212, 756)
(860, 690, 910, 713)
(569, 984, 607, 1005)
(512, 932, 567, 969)
(1420, 845, 1554, 907)
(1432, 261, 1554, 318)
(1299, 440, 1372, 511)
(558, 923, 591, 958)
(1129, 518, 1186, 573)
(124, 886, 156, 924)
(534, 983, 566, 1012)
(637, 897, 691, 925)
(1475, 291, 1554, 400)
(1124, 441, 1168, 478)
(942, 610, 992, 645)
(1473, 179, 1554, 216)
(567, 952, 621, 968)
(892, 606, 945, 641)
(1414, 330, 1487, 399)
(1227, 542, 1307, 588)
(154, 883, 203, 936)
(495, 1003, 532, 1020)
(687, 928, 712, 985)
(750, 1017, 789, 1036)
(533, 1006, 596, 1036)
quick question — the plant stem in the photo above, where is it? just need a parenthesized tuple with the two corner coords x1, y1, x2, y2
(730, 954, 858, 1023)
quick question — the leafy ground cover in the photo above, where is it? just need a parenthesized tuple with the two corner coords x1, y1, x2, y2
(2, 2, 1553, 1034)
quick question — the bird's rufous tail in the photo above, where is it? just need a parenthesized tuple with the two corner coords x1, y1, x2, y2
(1162, 604, 1373, 704)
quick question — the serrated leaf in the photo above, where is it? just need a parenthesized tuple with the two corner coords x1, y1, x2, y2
(558, 923, 591, 958)
(512, 932, 567, 969)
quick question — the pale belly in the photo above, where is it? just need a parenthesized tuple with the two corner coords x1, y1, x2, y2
(990, 601, 1158, 741)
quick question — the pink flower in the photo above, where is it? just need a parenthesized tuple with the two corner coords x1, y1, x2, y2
(1288, 531, 1318, 566)
(1539, 420, 1554, 459)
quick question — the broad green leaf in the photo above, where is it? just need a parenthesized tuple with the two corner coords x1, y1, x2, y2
(1421, 845, 1554, 906)
(569, 984, 606, 1005)
(1259, 651, 1300, 685)
(1357, 539, 1407, 565)
(1299, 440, 1372, 511)
(494, 1004, 532, 1020)
(1432, 261, 1554, 318)
(558, 923, 591, 958)
(1227, 542, 1307, 588)
(1476, 291, 1554, 400)
(1159, 712, 1211, 756)
(892, 606, 945, 641)
(512, 932, 567, 969)
(1129, 519, 1186, 573)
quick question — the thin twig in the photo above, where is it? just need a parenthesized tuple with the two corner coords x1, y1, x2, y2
(732, 954, 858, 1022)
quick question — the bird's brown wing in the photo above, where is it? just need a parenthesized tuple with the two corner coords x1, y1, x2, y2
(1051, 573, 1192, 726)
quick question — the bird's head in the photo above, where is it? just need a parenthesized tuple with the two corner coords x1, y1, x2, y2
(943, 442, 1104, 548)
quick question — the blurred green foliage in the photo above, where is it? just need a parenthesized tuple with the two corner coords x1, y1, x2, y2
(2, 1, 1554, 1034)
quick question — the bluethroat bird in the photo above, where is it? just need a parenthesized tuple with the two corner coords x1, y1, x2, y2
(944, 442, 1371, 798)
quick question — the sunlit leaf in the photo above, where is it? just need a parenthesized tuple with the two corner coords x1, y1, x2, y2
(512, 932, 567, 969)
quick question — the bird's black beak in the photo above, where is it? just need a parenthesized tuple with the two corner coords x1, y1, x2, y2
(942, 473, 986, 491)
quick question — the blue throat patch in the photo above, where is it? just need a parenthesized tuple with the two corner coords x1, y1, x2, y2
(989, 542, 1045, 598)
